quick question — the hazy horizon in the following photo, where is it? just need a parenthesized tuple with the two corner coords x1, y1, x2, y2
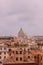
(0, 0, 43, 36)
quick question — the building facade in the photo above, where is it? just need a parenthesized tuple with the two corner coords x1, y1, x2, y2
(0, 43, 8, 65)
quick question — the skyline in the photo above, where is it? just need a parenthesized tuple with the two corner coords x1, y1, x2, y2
(0, 0, 43, 36)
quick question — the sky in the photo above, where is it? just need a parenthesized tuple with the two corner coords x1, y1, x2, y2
(0, 0, 43, 36)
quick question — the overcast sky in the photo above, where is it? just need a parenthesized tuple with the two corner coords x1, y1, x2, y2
(0, 0, 43, 36)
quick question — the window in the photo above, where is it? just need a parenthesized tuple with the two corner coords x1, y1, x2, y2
(24, 48, 26, 54)
(34, 56, 36, 59)
(4, 48, 7, 50)
(4, 56, 6, 59)
(0, 61, 2, 64)
(9, 49, 11, 52)
(20, 57, 22, 61)
(28, 56, 30, 58)
(16, 51, 18, 54)
(20, 51, 22, 54)
(28, 49, 30, 54)
(0, 56, 1, 59)
(13, 51, 14, 53)
(16, 58, 18, 61)
(4, 52, 6, 54)
(0, 52, 1, 55)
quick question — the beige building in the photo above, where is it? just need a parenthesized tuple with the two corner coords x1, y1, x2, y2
(0, 29, 43, 65)
(0, 42, 8, 65)
(3, 46, 38, 65)
(38, 53, 43, 65)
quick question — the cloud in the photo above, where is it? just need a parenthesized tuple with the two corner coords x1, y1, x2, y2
(0, 0, 43, 36)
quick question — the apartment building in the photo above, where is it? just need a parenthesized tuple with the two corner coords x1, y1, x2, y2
(3, 45, 39, 65)
(38, 53, 43, 65)
(0, 42, 8, 65)
(3, 47, 24, 64)
(0, 29, 43, 65)
(0, 36, 14, 65)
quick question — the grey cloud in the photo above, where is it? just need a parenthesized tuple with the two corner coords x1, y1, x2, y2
(0, 0, 43, 36)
